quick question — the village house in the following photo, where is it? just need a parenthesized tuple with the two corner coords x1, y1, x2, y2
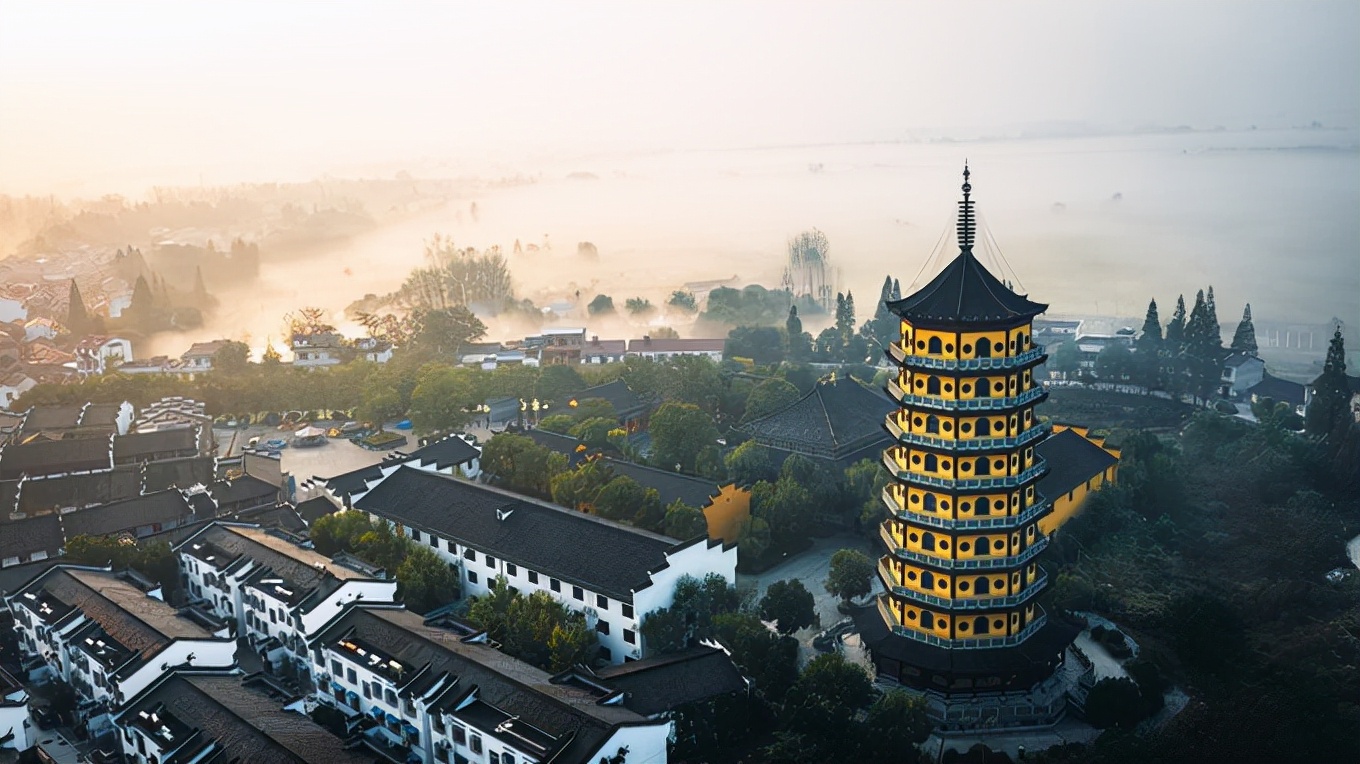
(626, 336, 726, 362)
(581, 335, 627, 364)
(22, 317, 60, 343)
(1220, 352, 1266, 398)
(354, 335, 394, 363)
(74, 335, 133, 375)
(180, 340, 231, 373)
(291, 331, 349, 368)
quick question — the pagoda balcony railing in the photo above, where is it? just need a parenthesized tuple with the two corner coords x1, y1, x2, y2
(888, 385, 1047, 413)
(879, 525, 1049, 570)
(878, 562, 1048, 610)
(887, 343, 1046, 372)
(882, 489, 1050, 530)
(885, 417, 1050, 452)
(882, 454, 1048, 490)
(877, 596, 1049, 649)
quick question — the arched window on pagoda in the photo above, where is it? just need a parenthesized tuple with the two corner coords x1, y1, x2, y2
(921, 571, 935, 590)
(921, 532, 936, 551)
(924, 494, 937, 512)
(921, 611, 935, 629)
(976, 457, 991, 475)
(925, 415, 940, 434)
(924, 454, 938, 471)
(975, 576, 990, 594)
(974, 616, 991, 634)
(976, 379, 991, 398)
(928, 336, 943, 354)
(976, 339, 991, 358)
(927, 377, 941, 395)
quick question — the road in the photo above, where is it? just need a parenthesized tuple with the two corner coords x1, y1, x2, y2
(736, 532, 880, 665)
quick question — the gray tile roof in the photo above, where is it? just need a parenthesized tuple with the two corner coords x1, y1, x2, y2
(112, 428, 198, 461)
(0, 436, 112, 479)
(1034, 429, 1120, 501)
(403, 434, 480, 469)
(61, 489, 197, 539)
(601, 458, 718, 510)
(585, 645, 747, 715)
(0, 512, 63, 560)
(120, 674, 375, 763)
(736, 377, 895, 463)
(888, 249, 1047, 325)
(355, 467, 691, 600)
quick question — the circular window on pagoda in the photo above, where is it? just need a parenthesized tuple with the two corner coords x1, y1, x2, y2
(961, 422, 972, 433)
(994, 619, 1005, 630)
(941, 500, 951, 510)
(915, 378, 925, 389)
(916, 340, 926, 350)
(961, 461, 972, 473)
(993, 382, 1004, 392)
(945, 343, 954, 353)
(993, 421, 1004, 432)
(910, 494, 920, 503)
(960, 501, 972, 512)
(993, 539, 1005, 550)
(913, 416, 924, 427)
(962, 343, 973, 355)
(909, 533, 920, 542)
(943, 421, 953, 432)
(911, 455, 921, 465)
(959, 622, 970, 632)
(959, 542, 970, 552)
(994, 342, 1004, 353)
(941, 460, 951, 470)
(939, 540, 949, 550)
(907, 571, 917, 581)
(944, 383, 954, 393)
(907, 610, 917, 620)
(994, 499, 1004, 510)
(937, 580, 947, 590)
(961, 383, 973, 394)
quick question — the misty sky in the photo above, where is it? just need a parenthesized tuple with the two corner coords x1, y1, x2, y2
(2, 0, 1358, 194)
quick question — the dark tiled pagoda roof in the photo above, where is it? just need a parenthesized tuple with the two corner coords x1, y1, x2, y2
(888, 249, 1046, 326)
(120, 674, 374, 764)
(735, 377, 895, 465)
(142, 456, 216, 492)
(1034, 428, 1120, 501)
(5, 468, 140, 515)
(355, 467, 696, 600)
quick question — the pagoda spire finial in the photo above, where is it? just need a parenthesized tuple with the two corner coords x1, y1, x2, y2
(957, 163, 976, 253)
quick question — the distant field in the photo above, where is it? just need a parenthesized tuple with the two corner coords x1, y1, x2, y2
(1041, 387, 1197, 433)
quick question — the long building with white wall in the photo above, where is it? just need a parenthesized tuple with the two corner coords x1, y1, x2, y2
(346, 466, 737, 664)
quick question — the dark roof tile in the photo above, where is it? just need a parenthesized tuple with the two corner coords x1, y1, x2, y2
(736, 377, 895, 464)
(1035, 429, 1120, 500)
(888, 250, 1046, 325)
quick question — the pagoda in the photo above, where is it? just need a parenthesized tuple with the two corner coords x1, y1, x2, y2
(857, 166, 1080, 729)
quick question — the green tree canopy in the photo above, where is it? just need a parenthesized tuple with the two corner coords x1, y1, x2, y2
(1230, 302, 1258, 356)
(668, 290, 699, 313)
(587, 294, 615, 315)
(742, 378, 801, 423)
(725, 440, 780, 486)
(663, 500, 709, 540)
(824, 548, 875, 604)
(650, 402, 719, 473)
(467, 582, 596, 671)
(1305, 326, 1349, 438)
(395, 545, 459, 614)
(759, 579, 816, 635)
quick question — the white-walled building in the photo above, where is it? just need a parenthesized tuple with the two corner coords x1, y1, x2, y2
(310, 604, 671, 764)
(291, 332, 348, 368)
(626, 336, 726, 362)
(308, 433, 482, 505)
(74, 336, 133, 376)
(347, 466, 737, 664)
(355, 336, 394, 364)
(0, 666, 35, 754)
(175, 522, 397, 674)
(5, 566, 237, 732)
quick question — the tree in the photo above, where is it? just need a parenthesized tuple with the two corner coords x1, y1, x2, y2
(481, 434, 561, 498)
(751, 476, 815, 548)
(1306, 326, 1350, 438)
(861, 275, 899, 352)
(649, 402, 719, 473)
(824, 549, 875, 605)
(695, 444, 727, 482)
(408, 366, 479, 433)
(1085, 677, 1147, 729)
(408, 305, 487, 359)
(857, 690, 932, 761)
(1231, 303, 1258, 356)
(759, 579, 816, 635)
(591, 475, 649, 522)
(467, 584, 596, 671)
(66, 279, 91, 336)
(625, 297, 654, 316)
(1095, 344, 1135, 381)
(359, 382, 405, 430)
(569, 416, 616, 448)
(1050, 339, 1081, 376)
(1165, 295, 1187, 347)
(213, 341, 251, 374)
(587, 294, 615, 315)
(309, 511, 375, 556)
(551, 460, 615, 511)
(537, 414, 576, 435)
(742, 378, 801, 423)
(777, 653, 875, 757)
(725, 440, 780, 486)
(712, 612, 799, 701)
(726, 325, 786, 366)
(537, 364, 585, 401)
(668, 290, 699, 313)
(663, 501, 709, 540)
(395, 545, 460, 614)
(785, 305, 808, 361)
(1205, 285, 1222, 347)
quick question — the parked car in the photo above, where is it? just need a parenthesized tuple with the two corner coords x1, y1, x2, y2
(339, 421, 366, 434)
(264, 438, 289, 450)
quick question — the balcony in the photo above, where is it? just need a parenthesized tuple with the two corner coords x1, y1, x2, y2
(882, 454, 1048, 490)
(877, 561, 1048, 609)
(885, 418, 1050, 452)
(887, 344, 1046, 371)
(889, 385, 1047, 412)
(881, 488, 1050, 530)
(877, 596, 1050, 649)
(878, 525, 1049, 570)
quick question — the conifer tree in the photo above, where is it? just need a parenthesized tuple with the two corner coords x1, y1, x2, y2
(1306, 326, 1351, 438)
(843, 291, 856, 343)
(1135, 298, 1163, 389)
(1231, 304, 1258, 356)
(785, 305, 808, 361)
(1165, 295, 1187, 346)
(129, 275, 154, 323)
(1205, 285, 1222, 347)
(891, 278, 901, 300)
(193, 266, 208, 298)
(66, 279, 90, 336)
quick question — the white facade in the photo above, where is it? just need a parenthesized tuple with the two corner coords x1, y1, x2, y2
(0, 297, 26, 324)
(394, 521, 735, 664)
(0, 375, 36, 410)
(76, 337, 133, 375)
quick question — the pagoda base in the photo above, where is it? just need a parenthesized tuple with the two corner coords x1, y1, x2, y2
(854, 605, 1082, 730)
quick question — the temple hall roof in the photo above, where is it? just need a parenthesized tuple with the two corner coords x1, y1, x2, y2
(735, 377, 895, 465)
